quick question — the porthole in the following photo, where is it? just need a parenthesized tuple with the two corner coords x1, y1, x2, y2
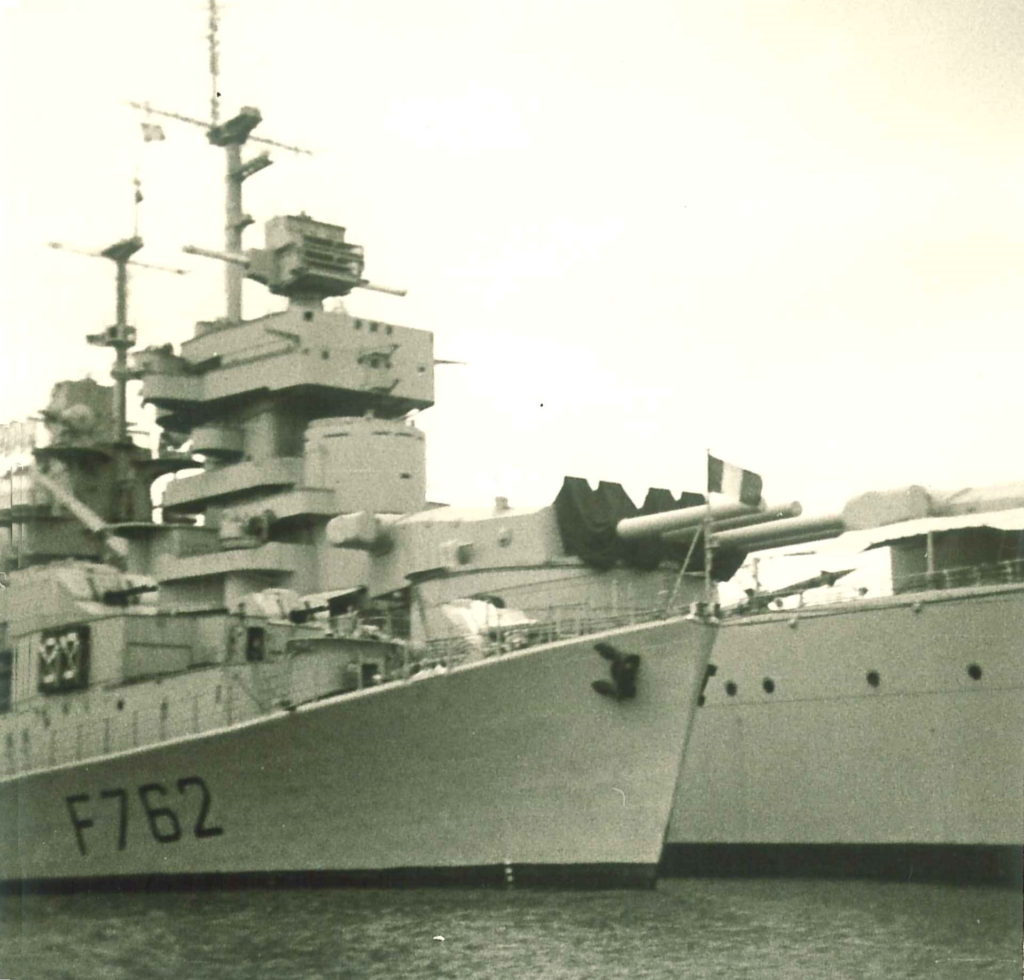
(116, 698, 125, 711)
(967, 663, 982, 681)
(866, 670, 880, 688)
(724, 681, 738, 697)
(762, 678, 775, 694)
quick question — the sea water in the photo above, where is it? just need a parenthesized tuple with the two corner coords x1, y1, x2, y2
(0, 878, 1019, 979)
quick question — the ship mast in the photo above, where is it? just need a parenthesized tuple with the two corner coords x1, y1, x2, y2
(129, 1, 408, 316)
(97, 236, 143, 444)
(128, 0, 312, 322)
(47, 240, 186, 445)
(207, 0, 221, 127)
(209, 109, 268, 322)
(26, 235, 189, 560)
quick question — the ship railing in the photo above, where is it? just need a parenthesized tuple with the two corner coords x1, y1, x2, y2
(728, 556, 1024, 617)
(0, 633, 424, 777)
(893, 557, 1024, 594)
(0, 603, 686, 777)
(0, 664, 282, 779)
(416, 603, 675, 670)
(0, 645, 344, 778)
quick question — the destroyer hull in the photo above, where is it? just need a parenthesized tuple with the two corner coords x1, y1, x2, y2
(2, 617, 713, 891)
(667, 585, 1023, 880)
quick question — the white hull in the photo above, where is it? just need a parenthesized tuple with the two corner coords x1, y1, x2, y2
(2, 617, 713, 889)
(667, 583, 1023, 876)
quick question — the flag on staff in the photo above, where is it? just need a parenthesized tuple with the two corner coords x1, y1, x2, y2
(707, 454, 762, 506)
(141, 122, 166, 142)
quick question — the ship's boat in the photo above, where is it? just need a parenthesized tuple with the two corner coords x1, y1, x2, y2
(665, 482, 1024, 883)
(0, 95, 766, 891)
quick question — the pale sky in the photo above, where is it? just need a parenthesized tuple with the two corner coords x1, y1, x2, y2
(2, 0, 1022, 514)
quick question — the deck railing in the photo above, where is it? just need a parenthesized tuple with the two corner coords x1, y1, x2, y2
(731, 556, 1024, 616)
(893, 557, 1024, 594)
(0, 601, 694, 778)
(418, 603, 677, 668)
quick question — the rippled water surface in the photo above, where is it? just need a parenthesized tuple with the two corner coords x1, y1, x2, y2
(1, 878, 1020, 979)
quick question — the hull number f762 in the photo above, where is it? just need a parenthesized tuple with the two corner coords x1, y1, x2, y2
(65, 776, 224, 856)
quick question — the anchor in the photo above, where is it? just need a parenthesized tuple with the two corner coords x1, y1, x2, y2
(591, 642, 641, 700)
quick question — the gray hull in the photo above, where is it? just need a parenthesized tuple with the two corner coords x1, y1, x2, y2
(667, 584, 1023, 879)
(2, 618, 713, 890)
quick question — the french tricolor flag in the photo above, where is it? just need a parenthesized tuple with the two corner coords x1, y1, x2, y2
(707, 455, 762, 506)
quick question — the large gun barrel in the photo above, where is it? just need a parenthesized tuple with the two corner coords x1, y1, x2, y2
(615, 475, 1024, 559)
(662, 501, 803, 543)
(615, 500, 759, 540)
(712, 513, 844, 551)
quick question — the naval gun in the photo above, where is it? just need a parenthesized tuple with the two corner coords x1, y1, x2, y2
(321, 472, 1024, 639)
(709, 480, 1024, 557)
(616, 500, 805, 542)
(700, 479, 1024, 604)
(323, 477, 810, 645)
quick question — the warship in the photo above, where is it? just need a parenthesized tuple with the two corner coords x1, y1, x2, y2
(0, 46, 820, 889)
(665, 481, 1024, 883)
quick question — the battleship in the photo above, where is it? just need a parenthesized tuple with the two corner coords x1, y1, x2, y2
(665, 481, 1024, 883)
(0, 43, 821, 889)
